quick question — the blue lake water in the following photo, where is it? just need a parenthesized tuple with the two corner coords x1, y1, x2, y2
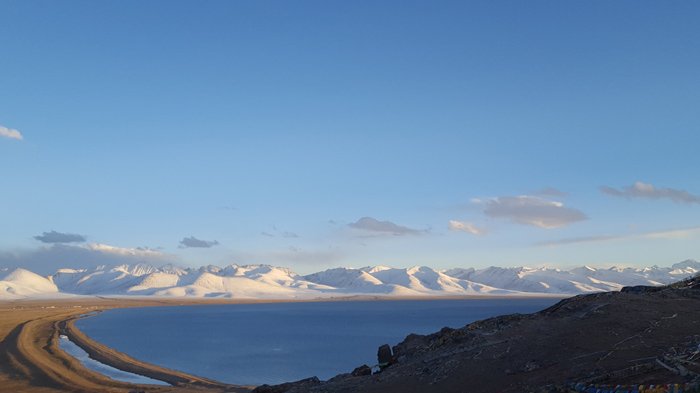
(76, 298, 560, 385)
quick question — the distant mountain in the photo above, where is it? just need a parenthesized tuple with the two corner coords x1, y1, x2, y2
(0, 260, 698, 299)
(303, 266, 519, 296)
(0, 268, 59, 299)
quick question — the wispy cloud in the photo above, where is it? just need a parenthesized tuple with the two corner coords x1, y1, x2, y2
(601, 181, 700, 204)
(179, 236, 219, 248)
(448, 220, 486, 235)
(538, 235, 621, 246)
(260, 228, 300, 238)
(481, 195, 586, 229)
(34, 230, 86, 244)
(533, 187, 568, 198)
(643, 227, 700, 240)
(0, 125, 23, 140)
(348, 217, 423, 236)
(539, 226, 700, 247)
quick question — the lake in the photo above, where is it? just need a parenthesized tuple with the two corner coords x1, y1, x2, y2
(76, 298, 560, 385)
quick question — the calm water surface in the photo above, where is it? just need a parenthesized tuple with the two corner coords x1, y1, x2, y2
(77, 298, 560, 385)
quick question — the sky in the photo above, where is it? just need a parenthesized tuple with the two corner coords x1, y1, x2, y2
(1, 1, 699, 274)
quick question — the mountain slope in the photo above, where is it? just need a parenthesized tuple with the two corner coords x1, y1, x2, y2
(445, 261, 699, 294)
(0, 268, 59, 299)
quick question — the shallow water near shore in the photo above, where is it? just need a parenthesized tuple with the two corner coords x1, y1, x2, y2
(59, 335, 169, 385)
(76, 298, 560, 385)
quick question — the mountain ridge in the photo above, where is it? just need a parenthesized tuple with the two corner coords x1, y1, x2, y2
(0, 260, 698, 299)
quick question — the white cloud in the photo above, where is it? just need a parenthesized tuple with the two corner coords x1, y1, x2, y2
(483, 195, 587, 229)
(448, 220, 486, 235)
(0, 125, 23, 140)
(601, 181, 700, 204)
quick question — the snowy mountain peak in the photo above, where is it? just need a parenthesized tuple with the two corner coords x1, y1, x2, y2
(0, 268, 59, 298)
(111, 263, 158, 276)
(4, 268, 52, 284)
(671, 259, 700, 271)
(360, 265, 393, 274)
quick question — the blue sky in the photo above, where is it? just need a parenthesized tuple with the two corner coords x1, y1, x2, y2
(1, 1, 699, 274)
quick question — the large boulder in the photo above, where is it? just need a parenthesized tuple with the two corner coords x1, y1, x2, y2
(377, 344, 393, 369)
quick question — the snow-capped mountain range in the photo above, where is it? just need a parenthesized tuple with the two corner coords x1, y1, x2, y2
(0, 260, 698, 300)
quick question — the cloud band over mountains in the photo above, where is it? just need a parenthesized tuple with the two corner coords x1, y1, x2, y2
(0, 243, 170, 275)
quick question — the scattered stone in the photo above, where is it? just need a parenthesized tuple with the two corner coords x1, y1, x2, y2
(524, 361, 541, 372)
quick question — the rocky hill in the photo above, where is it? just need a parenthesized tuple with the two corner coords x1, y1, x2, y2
(260, 274, 700, 393)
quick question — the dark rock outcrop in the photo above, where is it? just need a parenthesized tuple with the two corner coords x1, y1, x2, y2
(377, 344, 393, 368)
(351, 365, 372, 377)
(620, 285, 662, 294)
(252, 376, 321, 393)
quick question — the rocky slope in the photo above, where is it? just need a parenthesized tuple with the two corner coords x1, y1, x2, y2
(266, 274, 700, 393)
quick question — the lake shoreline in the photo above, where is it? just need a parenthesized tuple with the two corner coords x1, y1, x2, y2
(0, 295, 565, 392)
